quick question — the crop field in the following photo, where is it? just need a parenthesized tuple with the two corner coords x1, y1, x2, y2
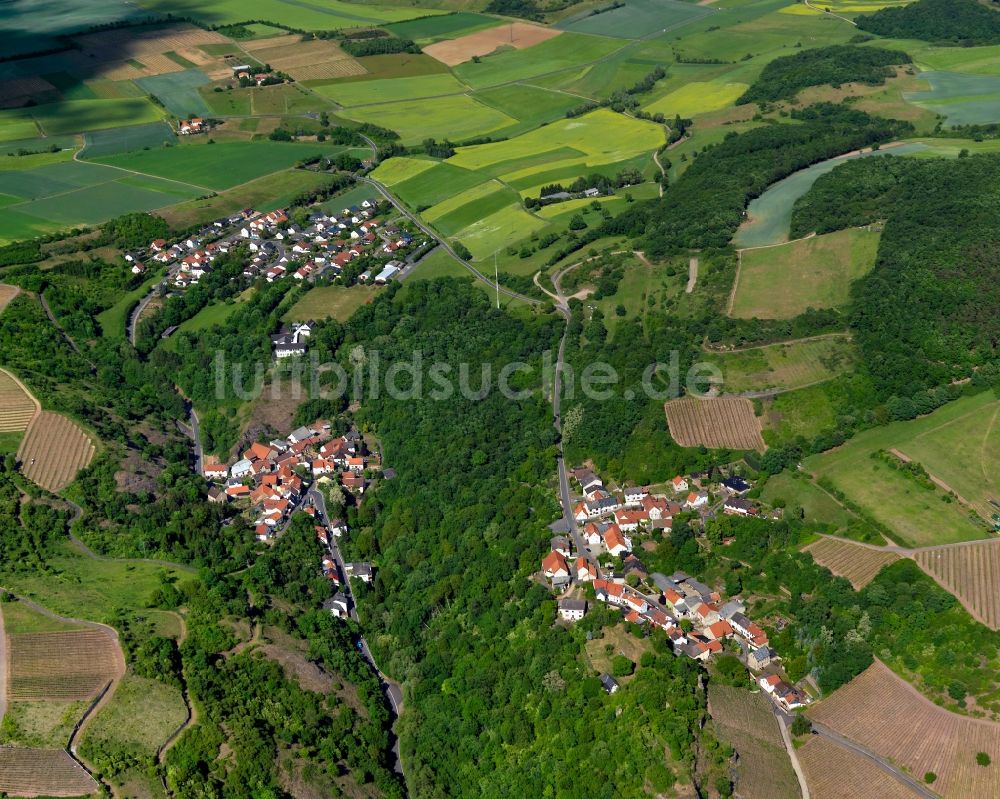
(454, 204, 548, 260)
(804, 536, 901, 589)
(284, 284, 378, 323)
(316, 72, 467, 107)
(805, 391, 1000, 546)
(134, 0, 444, 29)
(390, 162, 490, 209)
(0, 98, 163, 137)
(18, 412, 96, 492)
(665, 396, 765, 450)
(453, 33, 625, 89)
(732, 228, 880, 318)
(903, 70, 1000, 127)
(899, 40, 1000, 77)
(344, 94, 516, 145)
(0, 76, 58, 109)
(558, 0, 713, 39)
(0, 116, 40, 143)
(244, 38, 365, 81)
(423, 180, 518, 236)
(71, 23, 229, 79)
(733, 143, 928, 248)
(0, 367, 38, 433)
(8, 629, 122, 701)
(1, 0, 150, 56)
(135, 69, 212, 117)
(809, 660, 1000, 799)
(369, 156, 437, 186)
(708, 684, 799, 799)
(797, 736, 915, 799)
(474, 84, 582, 130)
(644, 80, 749, 118)
(424, 22, 561, 67)
(79, 121, 176, 158)
(0, 747, 98, 797)
(385, 12, 503, 44)
(914, 541, 1000, 630)
(707, 335, 856, 394)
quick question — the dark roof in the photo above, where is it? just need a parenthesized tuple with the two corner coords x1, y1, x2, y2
(723, 475, 751, 492)
(600, 673, 618, 692)
(559, 599, 587, 611)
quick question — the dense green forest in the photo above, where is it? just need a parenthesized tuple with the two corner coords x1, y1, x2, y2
(738, 45, 911, 105)
(856, 0, 1000, 44)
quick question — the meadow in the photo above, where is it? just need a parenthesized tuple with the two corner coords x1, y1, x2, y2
(284, 284, 378, 322)
(804, 391, 999, 547)
(707, 335, 856, 393)
(423, 180, 519, 236)
(454, 204, 548, 260)
(732, 228, 880, 318)
(760, 471, 858, 530)
(315, 72, 468, 107)
(383, 161, 490, 209)
(645, 80, 749, 118)
(903, 70, 1000, 127)
(0, 98, 163, 136)
(385, 12, 503, 43)
(134, 0, 444, 29)
(95, 270, 163, 339)
(557, 0, 714, 40)
(136, 68, 213, 117)
(342, 94, 516, 145)
(80, 121, 176, 158)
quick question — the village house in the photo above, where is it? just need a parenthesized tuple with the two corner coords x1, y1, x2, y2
(685, 491, 709, 510)
(723, 497, 756, 517)
(202, 460, 229, 481)
(671, 475, 689, 493)
(558, 598, 587, 622)
(575, 557, 596, 582)
(603, 526, 632, 557)
(551, 536, 571, 558)
(542, 550, 570, 581)
(600, 674, 619, 694)
(323, 593, 350, 619)
(623, 485, 648, 506)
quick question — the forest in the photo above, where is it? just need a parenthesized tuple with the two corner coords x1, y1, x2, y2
(738, 45, 911, 105)
(856, 0, 1000, 45)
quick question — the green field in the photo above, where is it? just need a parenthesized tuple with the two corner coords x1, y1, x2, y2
(645, 80, 749, 118)
(410, 247, 468, 280)
(200, 86, 253, 116)
(161, 299, 243, 349)
(0, 116, 40, 143)
(0, 98, 163, 136)
(369, 156, 437, 186)
(706, 335, 857, 393)
(891, 39, 1000, 76)
(557, 0, 713, 39)
(343, 94, 516, 145)
(0, 431, 24, 454)
(135, 0, 445, 28)
(283, 284, 377, 322)
(474, 84, 583, 131)
(760, 472, 858, 530)
(732, 228, 881, 318)
(804, 392, 1000, 547)
(454, 204, 547, 260)
(423, 180, 519, 236)
(390, 162, 490, 208)
(314, 72, 468, 107)
(96, 270, 164, 339)
(80, 121, 176, 158)
(0, 600, 83, 634)
(453, 32, 625, 89)
(903, 71, 1000, 127)
(136, 69, 213, 117)
(384, 12, 504, 43)
(94, 141, 353, 191)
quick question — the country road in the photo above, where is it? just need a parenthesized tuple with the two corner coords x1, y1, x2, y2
(128, 286, 157, 346)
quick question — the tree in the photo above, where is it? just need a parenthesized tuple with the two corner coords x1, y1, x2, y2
(611, 655, 634, 677)
(977, 752, 991, 767)
(924, 772, 937, 784)
(568, 214, 587, 231)
(790, 715, 812, 736)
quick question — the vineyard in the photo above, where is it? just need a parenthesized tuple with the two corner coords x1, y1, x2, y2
(17, 412, 95, 492)
(809, 660, 1000, 799)
(0, 368, 38, 434)
(914, 540, 1000, 630)
(804, 536, 900, 589)
(798, 736, 914, 799)
(0, 747, 97, 797)
(8, 630, 123, 702)
(664, 397, 765, 450)
(707, 684, 799, 799)
(0, 283, 19, 313)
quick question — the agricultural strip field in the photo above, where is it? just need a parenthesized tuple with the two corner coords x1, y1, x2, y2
(283, 284, 378, 323)
(0, 99, 163, 137)
(337, 94, 517, 145)
(804, 391, 1000, 546)
(809, 660, 1000, 799)
(664, 397, 765, 450)
(914, 541, 1000, 630)
(903, 71, 1000, 127)
(0, 367, 38, 434)
(454, 204, 547, 261)
(17, 411, 96, 492)
(133, 0, 446, 28)
(732, 229, 880, 318)
(385, 12, 503, 44)
(707, 683, 799, 799)
(423, 181, 519, 237)
(644, 80, 749, 118)
(705, 335, 856, 394)
(386, 162, 491, 209)
(557, 0, 714, 39)
(0, 747, 98, 797)
(733, 143, 928, 249)
(79, 121, 176, 158)
(8, 629, 123, 701)
(804, 536, 901, 589)
(369, 156, 437, 187)
(135, 69, 212, 117)
(797, 736, 916, 799)
(314, 73, 468, 107)
(423, 22, 560, 67)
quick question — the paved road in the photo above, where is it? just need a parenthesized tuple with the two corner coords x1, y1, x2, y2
(810, 721, 937, 799)
(128, 285, 159, 345)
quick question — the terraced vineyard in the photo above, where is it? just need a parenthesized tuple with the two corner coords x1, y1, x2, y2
(17, 411, 95, 491)
(914, 540, 1000, 630)
(664, 397, 765, 450)
(0, 747, 97, 797)
(8, 629, 123, 701)
(798, 736, 914, 799)
(809, 660, 1000, 799)
(804, 536, 900, 589)
(0, 368, 38, 433)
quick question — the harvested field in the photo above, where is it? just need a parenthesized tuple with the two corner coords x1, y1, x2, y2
(914, 540, 1000, 630)
(798, 736, 915, 799)
(17, 412, 95, 492)
(809, 660, 1000, 799)
(423, 23, 561, 67)
(708, 684, 799, 799)
(0, 284, 21, 313)
(8, 629, 123, 701)
(665, 397, 765, 450)
(243, 39, 365, 81)
(0, 747, 97, 796)
(71, 24, 229, 80)
(804, 536, 900, 589)
(0, 368, 39, 434)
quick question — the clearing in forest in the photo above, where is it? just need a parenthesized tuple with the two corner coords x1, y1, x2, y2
(809, 660, 1000, 799)
(705, 335, 855, 395)
(0, 368, 39, 434)
(423, 22, 560, 67)
(913, 540, 1000, 630)
(665, 397, 765, 451)
(17, 412, 96, 492)
(708, 684, 799, 799)
(804, 536, 900, 589)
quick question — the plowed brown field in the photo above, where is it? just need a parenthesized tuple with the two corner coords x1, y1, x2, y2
(17, 412, 95, 491)
(665, 396, 765, 450)
(0, 284, 20, 313)
(914, 540, 1000, 630)
(804, 536, 900, 589)
(8, 630, 123, 702)
(424, 23, 560, 66)
(0, 747, 97, 796)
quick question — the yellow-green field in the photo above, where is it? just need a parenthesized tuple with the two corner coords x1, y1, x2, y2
(779, 0, 911, 16)
(454, 204, 548, 260)
(343, 94, 516, 145)
(369, 156, 438, 186)
(644, 81, 749, 118)
(283, 284, 378, 322)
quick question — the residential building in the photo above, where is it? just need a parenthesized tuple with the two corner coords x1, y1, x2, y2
(558, 598, 587, 621)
